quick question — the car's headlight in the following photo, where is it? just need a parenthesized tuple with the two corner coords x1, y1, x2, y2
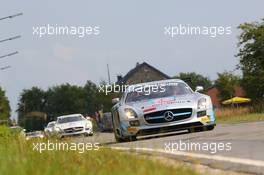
(124, 108, 138, 119)
(197, 98, 208, 110)
(85, 122, 92, 128)
(54, 127, 61, 132)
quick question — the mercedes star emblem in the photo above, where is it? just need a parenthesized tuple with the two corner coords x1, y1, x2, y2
(164, 111, 174, 121)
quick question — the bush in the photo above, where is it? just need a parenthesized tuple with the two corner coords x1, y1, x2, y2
(215, 107, 250, 118)
(250, 103, 264, 113)
(0, 126, 23, 141)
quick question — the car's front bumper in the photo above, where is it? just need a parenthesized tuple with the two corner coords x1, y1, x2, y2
(137, 122, 215, 136)
(119, 113, 215, 138)
(60, 128, 93, 136)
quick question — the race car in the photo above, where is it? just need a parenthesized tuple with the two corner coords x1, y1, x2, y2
(44, 121, 57, 137)
(111, 79, 216, 142)
(55, 114, 93, 137)
(25, 131, 44, 140)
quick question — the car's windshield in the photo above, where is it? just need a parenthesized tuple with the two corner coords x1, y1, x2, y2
(125, 83, 192, 103)
(47, 123, 55, 127)
(57, 116, 84, 124)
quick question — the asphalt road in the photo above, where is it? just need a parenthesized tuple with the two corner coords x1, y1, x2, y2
(76, 121, 264, 174)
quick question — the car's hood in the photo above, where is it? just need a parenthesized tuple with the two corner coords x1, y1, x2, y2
(56, 121, 86, 129)
(127, 94, 202, 114)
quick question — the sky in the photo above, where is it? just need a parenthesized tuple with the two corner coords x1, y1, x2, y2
(1, 0, 264, 120)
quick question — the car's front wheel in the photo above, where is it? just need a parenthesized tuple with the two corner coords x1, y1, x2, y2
(125, 136, 137, 142)
(114, 129, 137, 142)
(114, 131, 125, 142)
(206, 125, 214, 131)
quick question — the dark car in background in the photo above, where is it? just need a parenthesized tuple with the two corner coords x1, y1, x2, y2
(101, 112, 113, 132)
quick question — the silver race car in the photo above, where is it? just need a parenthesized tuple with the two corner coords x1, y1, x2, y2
(111, 79, 216, 142)
(55, 114, 93, 137)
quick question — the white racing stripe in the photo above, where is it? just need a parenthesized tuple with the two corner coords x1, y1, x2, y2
(111, 146, 264, 167)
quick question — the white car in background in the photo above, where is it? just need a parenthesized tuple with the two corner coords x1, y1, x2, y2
(55, 114, 93, 137)
(44, 121, 57, 136)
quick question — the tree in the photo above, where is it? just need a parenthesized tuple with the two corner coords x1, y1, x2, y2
(82, 80, 98, 115)
(237, 19, 264, 102)
(45, 84, 85, 118)
(94, 80, 120, 112)
(0, 87, 11, 124)
(16, 80, 120, 130)
(172, 72, 212, 90)
(17, 87, 46, 126)
(215, 71, 240, 101)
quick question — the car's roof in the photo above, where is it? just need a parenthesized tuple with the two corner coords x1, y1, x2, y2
(57, 114, 83, 119)
(127, 79, 185, 89)
(27, 131, 42, 134)
(10, 126, 22, 129)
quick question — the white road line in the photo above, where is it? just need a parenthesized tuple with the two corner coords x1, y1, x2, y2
(111, 146, 264, 167)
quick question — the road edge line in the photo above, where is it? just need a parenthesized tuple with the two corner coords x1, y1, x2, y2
(111, 146, 264, 174)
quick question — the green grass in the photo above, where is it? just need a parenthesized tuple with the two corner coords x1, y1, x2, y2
(215, 107, 264, 124)
(0, 126, 199, 175)
(216, 113, 264, 124)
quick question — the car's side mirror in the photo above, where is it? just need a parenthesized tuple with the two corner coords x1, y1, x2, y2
(195, 86, 204, 92)
(112, 98, 120, 104)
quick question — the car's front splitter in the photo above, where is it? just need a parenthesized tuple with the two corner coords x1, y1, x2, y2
(119, 117, 215, 138)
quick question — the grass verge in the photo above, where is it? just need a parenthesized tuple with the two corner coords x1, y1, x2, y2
(216, 113, 264, 124)
(215, 107, 264, 124)
(0, 126, 199, 175)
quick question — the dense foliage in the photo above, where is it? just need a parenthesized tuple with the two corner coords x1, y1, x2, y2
(237, 19, 264, 102)
(214, 71, 240, 101)
(0, 87, 11, 125)
(172, 72, 212, 90)
(17, 81, 119, 130)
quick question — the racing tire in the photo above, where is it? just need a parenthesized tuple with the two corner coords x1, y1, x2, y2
(115, 135, 125, 142)
(206, 125, 215, 131)
(125, 136, 137, 142)
(114, 130, 125, 142)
